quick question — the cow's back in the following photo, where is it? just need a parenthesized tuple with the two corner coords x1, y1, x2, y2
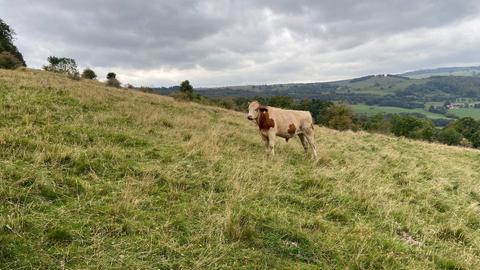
(268, 107, 314, 137)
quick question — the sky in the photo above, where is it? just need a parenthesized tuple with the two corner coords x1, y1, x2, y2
(1, 0, 480, 87)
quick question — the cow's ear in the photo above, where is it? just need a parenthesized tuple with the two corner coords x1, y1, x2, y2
(259, 105, 268, 112)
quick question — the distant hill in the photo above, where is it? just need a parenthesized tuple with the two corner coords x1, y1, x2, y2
(192, 74, 480, 103)
(400, 66, 480, 78)
(149, 66, 480, 122)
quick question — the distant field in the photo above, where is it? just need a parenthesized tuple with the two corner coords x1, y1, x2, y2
(352, 104, 450, 119)
(353, 104, 480, 121)
(449, 108, 480, 119)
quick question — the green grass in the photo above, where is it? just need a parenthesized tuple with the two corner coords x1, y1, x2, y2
(448, 108, 480, 119)
(355, 103, 480, 121)
(1, 69, 480, 269)
(352, 104, 450, 119)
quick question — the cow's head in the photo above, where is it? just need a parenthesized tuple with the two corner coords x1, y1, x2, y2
(247, 100, 267, 120)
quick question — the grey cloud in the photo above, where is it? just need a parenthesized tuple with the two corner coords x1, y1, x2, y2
(1, 0, 480, 86)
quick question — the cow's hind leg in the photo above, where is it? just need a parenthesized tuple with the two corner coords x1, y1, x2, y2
(303, 129, 317, 160)
(298, 134, 309, 156)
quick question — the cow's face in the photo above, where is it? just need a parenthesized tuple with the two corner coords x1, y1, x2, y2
(247, 101, 261, 120)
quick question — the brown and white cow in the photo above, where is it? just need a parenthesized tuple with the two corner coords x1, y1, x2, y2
(247, 100, 317, 159)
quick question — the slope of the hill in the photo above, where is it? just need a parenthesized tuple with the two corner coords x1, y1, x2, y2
(1, 69, 480, 269)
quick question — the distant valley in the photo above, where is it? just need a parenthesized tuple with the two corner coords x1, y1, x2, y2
(153, 65, 480, 123)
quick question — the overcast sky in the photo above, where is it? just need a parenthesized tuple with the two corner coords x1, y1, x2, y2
(1, 0, 480, 87)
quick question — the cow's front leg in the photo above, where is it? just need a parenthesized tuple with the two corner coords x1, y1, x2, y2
(261, 134, 269, 154)
(267, 131, 276, 156)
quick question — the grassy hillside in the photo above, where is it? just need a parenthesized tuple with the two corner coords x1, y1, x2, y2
(2, 69, 480, 269)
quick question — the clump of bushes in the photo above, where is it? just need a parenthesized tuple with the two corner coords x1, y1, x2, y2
(43, 56, 83, 81)
(0, 52, 23, 69)
(43, 56, 78, 74)
(325, 104, 359, 131)
(171, 80, 207, 102)
(81, 68, 97, 80)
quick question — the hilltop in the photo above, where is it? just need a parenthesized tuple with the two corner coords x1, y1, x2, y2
(1, 69, 480, 269)
(400, 66, 480, 79)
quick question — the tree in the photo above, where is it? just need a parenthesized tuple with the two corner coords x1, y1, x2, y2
(390, 115, 435, 140)
(81, 68, 97, 80)
(436, 128, 463, 146)
(325, 104, 358, 131)
(468, 130, 480, 148)
(362, 113, 391, 134)
(390, 115, 420, 137)
(171, 80, 204, 101)
(0, 18, 26, 67)
(413, 121, 436, 141)
(449, 117, 479, 140)
(180, 80, 193, 94)
(107, 72, 116, 80)
(43, 56, 78, 75)
(296, 99, 333, 126)
(268, 96, 294, 108)
(105, 72, 121, 88)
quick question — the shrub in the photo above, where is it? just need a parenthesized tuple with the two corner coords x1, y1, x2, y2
(105, 72, 121, 87)
(362, 113, 391, 134)
(468, 130, 480, 148)
(390, 115, 435, 140)
(106, 78, 121, 88)
(413, 122, 436, 141)
(106, 72, 116, 79)
(436, 128, 463, 146)
(325, 104, 358, 131)
(43, 56, 78, 75)
(172, 80, 204, 101)
(180, 80, 193, 94)
(0, 52, 23, 69)
(450, 117, 479, 138)
(81, 68, 97, 80)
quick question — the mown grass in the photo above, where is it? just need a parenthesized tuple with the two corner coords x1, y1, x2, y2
(1, 69, 480, 269)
